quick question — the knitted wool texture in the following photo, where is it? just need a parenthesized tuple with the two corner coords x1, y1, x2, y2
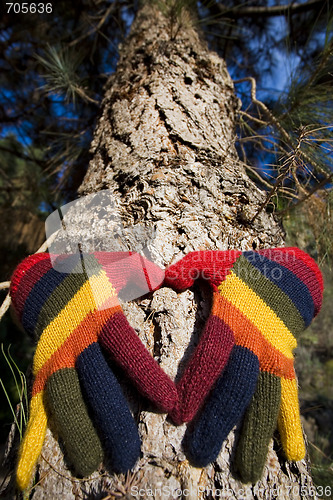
(11, 249, 237, 492)
(11, 249, 237, 490)
(10, 251, 164, 491)
(164, 248, 323, 483)
(11, 247, 323, 488)
(98, 251, 239, 425)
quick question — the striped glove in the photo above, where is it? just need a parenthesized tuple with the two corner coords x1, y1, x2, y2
(165, 248, 323, 482)
(164, 250, 239, 424)
(10, 251, 160, 490)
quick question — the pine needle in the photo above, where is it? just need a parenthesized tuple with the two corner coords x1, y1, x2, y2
(35, 45, 98, 105)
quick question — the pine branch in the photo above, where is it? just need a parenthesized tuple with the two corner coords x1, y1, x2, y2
(278, 171, 333, 215)
(36, 45, 99, 105)
(235, 77, 331, 177)
(234, 76, 333, 219)
(0, 145, 45, 167)
(69, 2, 118, 47)
(201, 0, 327, 19)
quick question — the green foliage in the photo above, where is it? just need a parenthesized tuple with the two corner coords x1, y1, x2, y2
(316, 191, 333, 265)
(0, 0, 127, 198)
(275, 36, 333, 175)
(0, 344, 28, 440)
(36, 45, 97, 105)
(152, 0, 197, 15)
(1, 0, 332, 202)
(285, 211, 333, 492)
(0, 135, 51, 213)
(0, 310, 32, 443)
(308, 415, 333, 495)
(227, 8, 333, 221)
(284, 192, 333, 268)
(150, 0, 198, 39)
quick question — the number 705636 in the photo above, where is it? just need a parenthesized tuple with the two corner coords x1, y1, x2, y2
(6, 3, 52, 14)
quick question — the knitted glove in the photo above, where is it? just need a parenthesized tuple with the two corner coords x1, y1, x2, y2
(163, 251, 240, 424)
(10, 251, 160, 490)
(166, 248, 323, 483)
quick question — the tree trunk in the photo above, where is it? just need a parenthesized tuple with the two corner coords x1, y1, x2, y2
(3, 2, 316, 498)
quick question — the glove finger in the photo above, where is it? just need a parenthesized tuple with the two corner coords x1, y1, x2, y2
(171, 299, 235, 424)
(99, 311, 178, 414)
(46, 367, 103, 477)
(185, 345, 259, 467)
(234, 371, 281, 483)
(76, 341, 141, 473)
(16, 391, 47, 491)
(277, 377, 305, 460)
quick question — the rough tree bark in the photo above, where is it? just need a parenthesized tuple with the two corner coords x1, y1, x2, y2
(3, 2, 317, 499)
